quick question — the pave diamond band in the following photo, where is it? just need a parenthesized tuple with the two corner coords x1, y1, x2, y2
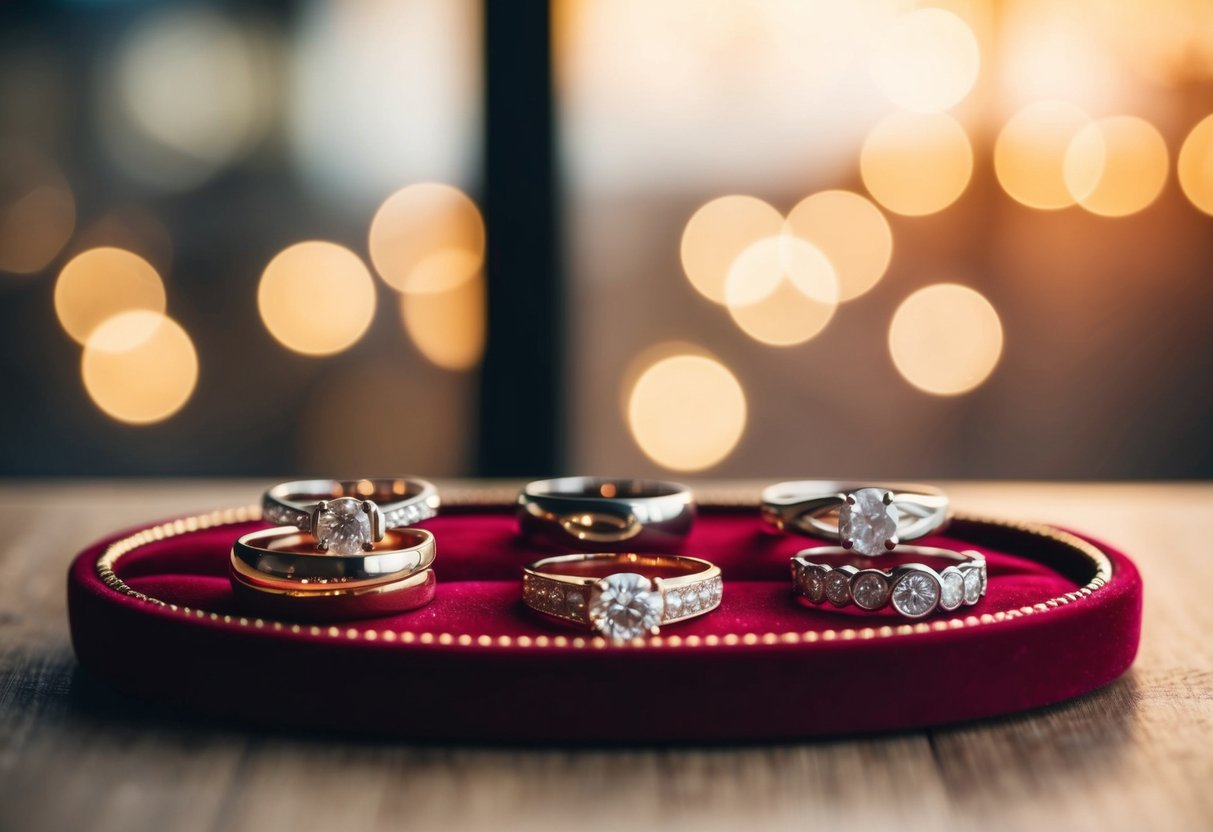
(762, 481, 950, 556)
(523, 553, 722, 641)
(518, 477, 695, 553)
(792, 546, 986, 619)
(263, 478, 440, 554)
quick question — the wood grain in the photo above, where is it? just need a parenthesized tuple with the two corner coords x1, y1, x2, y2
(0, 481, 1209, 831)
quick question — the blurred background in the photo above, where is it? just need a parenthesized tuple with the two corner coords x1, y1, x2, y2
(0, 0, 1211, 479)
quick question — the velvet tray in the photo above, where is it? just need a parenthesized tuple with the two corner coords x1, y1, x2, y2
(67, 504, 1142, 742)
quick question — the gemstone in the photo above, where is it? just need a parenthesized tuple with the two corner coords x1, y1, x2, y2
(313, 497, 373, 555)
(566, 590, 586, 616)
(824, 571, 851, 605)
(589, 573, 664, 641)
(805, 569, 826, 603)
(963, 570, 982, 605)
(891, 571, 940, 617)
(839, 488, 900, 557)
(698, 583, 713, 607)
(665, 590, 684, 619)
(851, 572, 889, 610)
(940, 571, 964, 610)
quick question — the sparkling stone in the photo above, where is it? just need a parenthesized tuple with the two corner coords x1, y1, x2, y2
(566, 590, 586, 615)
(891, 571, 940, 617)
(589, 573, 664, 641)
(839, 488, 900, 557)
(851, 572, 889, 610)
(805, 569, 825, 603)
(665, 590, 684, 618)
(940, 571, 964, 610)
(313, 497, 373, 555)
(824, 571, 851, 605)
(963, 570, 982, 605)
(698, 583, 713, 606)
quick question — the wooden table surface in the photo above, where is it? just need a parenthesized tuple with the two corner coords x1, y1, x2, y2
(0, 481, 1209, 831)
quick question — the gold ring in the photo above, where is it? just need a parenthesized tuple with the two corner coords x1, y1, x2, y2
(230, 566, 436, 621)
(523, 552, 722, 642)
(231, 526, 435, 590)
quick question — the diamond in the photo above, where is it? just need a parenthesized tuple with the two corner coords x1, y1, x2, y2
(891, 571, 940, 618)
(588, 573, 664, 641)
(313, 497, 373, 555)
(566, 589, 586, 617)
(851, 572, 889, 610)
(940, 570, 964, 610)
(698, 583, 713, 607)
(804, 568, 825, 603)
(665, 590, 684, 619)
(824, 571, 851, 605)
(963, 569, 981, 605)
(839, 488, 900, 557)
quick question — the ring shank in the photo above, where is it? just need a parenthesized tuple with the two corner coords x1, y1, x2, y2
(517, 477, 695, 552)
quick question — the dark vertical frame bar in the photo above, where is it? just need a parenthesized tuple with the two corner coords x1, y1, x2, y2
(477, 0, 564, 475)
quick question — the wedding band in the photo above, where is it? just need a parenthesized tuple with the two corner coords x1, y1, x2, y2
(231, 527, 436, 590)
(230, 566, 437, 622)
(523, 552, 722, 641)
(517, 477, 695, 552)
(262, 477, 440, 554)
(761, 481, 949, 556)
(792, 546, 986, 619)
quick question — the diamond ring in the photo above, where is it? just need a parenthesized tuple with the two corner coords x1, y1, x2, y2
(761, 481, 950, 556)
(522, 553, 722, 642)
(792, 546, 986, 618)
(518, 477, 695, 553)
(231, 527, 436, 589)
(262, 478, 440, 554)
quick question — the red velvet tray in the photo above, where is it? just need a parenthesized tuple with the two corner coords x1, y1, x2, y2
(67, 504, 1141, 742)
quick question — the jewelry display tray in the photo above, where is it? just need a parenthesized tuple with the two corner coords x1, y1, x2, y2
(67, 502, 1141, 742)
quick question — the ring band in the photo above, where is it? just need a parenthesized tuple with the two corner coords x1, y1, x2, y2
(517, 477, 695, 553)
(230, 566, 437, 622)
(792, 546, 986, 619)
(523, 553, 722, 641)
(761, 481, 949, 556)
(231, 527, 436, 590)
(262, 477, 440, 554)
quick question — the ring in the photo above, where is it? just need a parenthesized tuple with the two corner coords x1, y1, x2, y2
(230, 566, 437, 622)
(262, 477, 440, 555)
(791, 546, 986, 619)
(761, 481, 949, 556)
(522, 553, 722, 641)
(517, 477, 695, 552)
(231, 527, 436, 590)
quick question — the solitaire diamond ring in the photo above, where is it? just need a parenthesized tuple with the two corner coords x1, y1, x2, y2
(792, 546, 986, 618)
(761, 481, 949, 556)
(522, 553, 722, 642)
(263, 478, 440, 555)
(518, 477, 695, 553)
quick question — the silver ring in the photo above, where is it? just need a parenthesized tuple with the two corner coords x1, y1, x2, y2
(232, 527, 436, 589)
(792, 546, 986, 619)
(262, 477, 440, 555)
(517, 477, 695, 553)
(761, 481, 949, 556)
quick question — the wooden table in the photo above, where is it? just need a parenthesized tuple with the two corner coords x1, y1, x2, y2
(1, 481, 1209, 831)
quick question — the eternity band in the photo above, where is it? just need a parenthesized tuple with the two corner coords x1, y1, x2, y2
(523, 552, 722, 641)
(262, 477, 440, 555)
(517, 476, 695, 553)
(762, 481, 950, 557)
(231, 527, 436, 590)
(792, 546, 986, 619)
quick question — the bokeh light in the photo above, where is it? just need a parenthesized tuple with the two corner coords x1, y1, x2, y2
(104, 5, 276, 191)
(1178, 113, 1213, 217)
(399, 270, 486, 371)
(1064, 116, 1169, 217)
(0, 149, 75, 274)
(869, 8, 980, 113)
(888, 284, 1003, 396)
(626, 353, 746, 472)
(257, 241, 377, 356)
(680, 195, 783, 305)
(860, 112, 973, 216)
(995, 101, 1093, 210)
(368, 183, 484, 294)
(724, 236, 838, 346)
(55, 247, 166, 345)
(783, 190, 892, 301)
(81, 311, 198, 424)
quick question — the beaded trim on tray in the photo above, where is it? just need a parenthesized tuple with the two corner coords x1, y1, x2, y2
(95, 502, 1113, 650)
